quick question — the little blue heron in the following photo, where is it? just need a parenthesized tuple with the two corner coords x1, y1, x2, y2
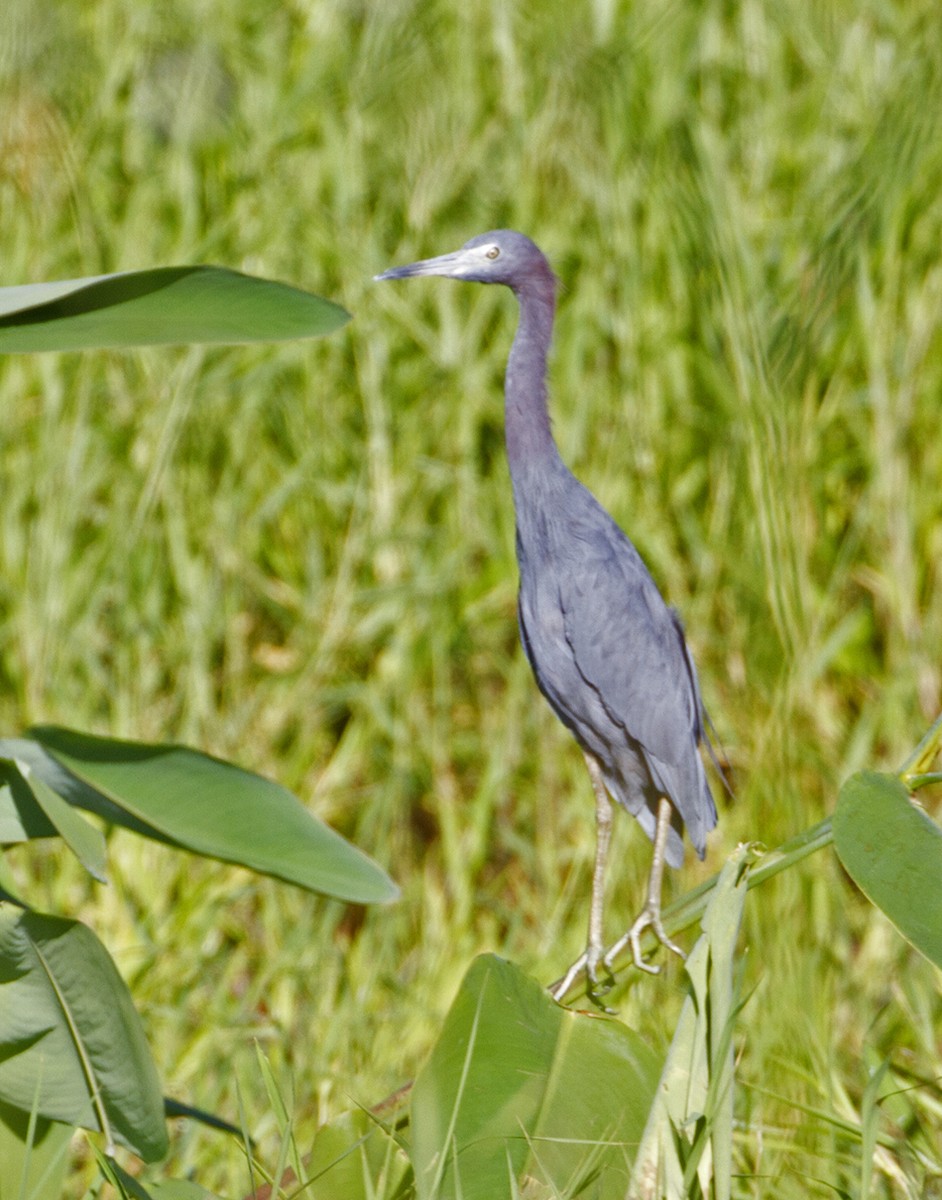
(376, 231, 719, 1000)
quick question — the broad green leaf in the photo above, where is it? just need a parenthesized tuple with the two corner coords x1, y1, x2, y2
(13, 758, 108, 882)
(0, 1098, 72, 1200)
(0, 905, 168, 1161)
(631, 845, 752, 1199)
(26, 726, 398, 905)
(833, 770, 942, 969)
(0, 737, 178, 843)
(0, 266, 349, 352)
(411, 954, 661, 1200)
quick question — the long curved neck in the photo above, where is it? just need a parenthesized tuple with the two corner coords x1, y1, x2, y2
(504, 274, 560, 481)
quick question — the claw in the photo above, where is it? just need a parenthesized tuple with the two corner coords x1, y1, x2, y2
(586, 946, 616, 1007)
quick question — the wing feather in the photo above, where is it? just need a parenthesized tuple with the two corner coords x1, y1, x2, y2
(557, 508, 716, 846)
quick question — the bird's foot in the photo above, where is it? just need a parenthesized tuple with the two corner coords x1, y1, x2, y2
(548, 945, 616, 1011)
(605, 904, 685, 976)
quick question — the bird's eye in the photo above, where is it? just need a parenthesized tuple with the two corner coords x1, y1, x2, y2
(486, 246, 500, 260)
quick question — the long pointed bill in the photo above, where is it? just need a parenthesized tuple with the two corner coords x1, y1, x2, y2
(374, 249, 467, 282)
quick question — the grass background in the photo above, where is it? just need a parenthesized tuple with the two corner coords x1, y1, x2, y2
(2, 0, 942, 1193)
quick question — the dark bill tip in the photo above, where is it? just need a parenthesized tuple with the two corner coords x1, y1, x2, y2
(373, 265, 414, 282)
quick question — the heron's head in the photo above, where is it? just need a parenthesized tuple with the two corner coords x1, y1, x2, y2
(375, 230, 553, 292)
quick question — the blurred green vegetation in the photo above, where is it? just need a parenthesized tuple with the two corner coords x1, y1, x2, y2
(1, 0, 941, 1193)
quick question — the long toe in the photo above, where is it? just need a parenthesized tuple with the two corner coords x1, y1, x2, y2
(550, 951, 588, 1001)
(652, 911, 686, 962)
(629, 913, 661, 975)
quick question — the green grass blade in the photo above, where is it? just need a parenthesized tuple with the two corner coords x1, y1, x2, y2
(26, 725, 399, 905)
(832, 771, 942, 969)
(630, 845, 750, 1199)
(95, 1152, 154, 1199)
(0, 267, 349, 352)
(253, 1044, 303, 1185)
(897, 711, 942, 779)
(0, 1098, 72, 1200)
(0, 906, 168, 1160)
(698, 849, 747, 1200)
(859, 1061, 889, 1200)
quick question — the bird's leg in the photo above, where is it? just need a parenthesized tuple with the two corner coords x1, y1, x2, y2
(604, 796, 684, 974)
(584, 752, 615, 991)
(550, 752, 615, 1003)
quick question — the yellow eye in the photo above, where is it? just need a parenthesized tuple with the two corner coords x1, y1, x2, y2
(486, 246, 500, 259)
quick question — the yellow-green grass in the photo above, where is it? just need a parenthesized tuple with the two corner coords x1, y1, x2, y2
(1, 0, 941, 1193)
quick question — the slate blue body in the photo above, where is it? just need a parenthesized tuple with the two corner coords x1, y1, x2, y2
(377, 229, 716, 896)
(514, 450, 714, 868)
